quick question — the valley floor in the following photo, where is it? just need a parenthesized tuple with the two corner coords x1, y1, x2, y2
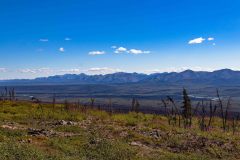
(0, 101, 239, 160)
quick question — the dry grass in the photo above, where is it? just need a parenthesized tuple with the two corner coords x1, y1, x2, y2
(0, 100, 239, 159)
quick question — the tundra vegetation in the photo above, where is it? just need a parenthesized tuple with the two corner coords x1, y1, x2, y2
(0, 87, 240, 160)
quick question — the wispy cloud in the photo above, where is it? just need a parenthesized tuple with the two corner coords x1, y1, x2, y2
(87, 67, 122, 74)
(19, 69, 36, 74)
(111, 46, 117, 49)
(89, 51, 105, 55)
(59, 47, 65, 52)
(128, 49, 150, 55)
(0, 68, 7, 73)
(37, 68, 53, 73)
(60, 68, 81, 73)
(208, 37, 214, 41)
(19, 68, 52, 74)
(39, 39, 49, 42)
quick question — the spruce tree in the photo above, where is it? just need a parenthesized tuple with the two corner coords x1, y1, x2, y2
(182, 88, 192, 128)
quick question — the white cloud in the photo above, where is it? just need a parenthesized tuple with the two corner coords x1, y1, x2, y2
(114, 47, 128, 53)
(128, 49, 150, 55)
(19, 68, 53, 74)
(37, 68, 53, 73)
(87, 67, 122, 74)
(65, 37, 71, 41)
(111, 46, 117, 49)
(0, 68, 7, 72)
(89, 51, 105, 55)
(19, 69, 37, 74)
(39, 39, 49, 42)
(59, 47, 65, 52)
(188, 37, 205, 44)
(208, 37, 214, 41)
(60, 69, 81, 73)
(114, 46, 150, 55)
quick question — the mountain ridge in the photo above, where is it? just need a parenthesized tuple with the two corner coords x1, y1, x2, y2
(1, 69, 240, 85)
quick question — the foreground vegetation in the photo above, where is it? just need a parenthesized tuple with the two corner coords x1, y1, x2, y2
(0, 97, 240, 160)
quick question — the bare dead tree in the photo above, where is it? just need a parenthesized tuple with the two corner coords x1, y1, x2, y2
(217, 89, 226, 130)
(9, 90, 12, 101)
(193, 102, 201, 116)
(12, 88, 15, 101)
(131, 98, 136, 112)
(200, 101, 206, 131)
(162, 99, 171, 125)
(108, 98, 113, 115)
(130, 98, 140, 113)
(161, 99, 168, 115)
(224, 97, 231, 131)
(64, 99, 70, 111)
(135, 100, 140, 113)
(4, 87, 8, 100)
(207, 101, 217, 129)
(52, 94, 56, 112)
(162, 98, 174, 126)
(90, 98, 95, 109)
(167, 96, 180, 127)
(76, 99, 81, 110)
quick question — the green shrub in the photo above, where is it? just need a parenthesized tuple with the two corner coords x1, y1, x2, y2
(0, 141, 58, 160)
(82, 139, 136, 160)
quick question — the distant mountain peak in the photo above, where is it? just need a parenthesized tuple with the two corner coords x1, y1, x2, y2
(181, 69, 194, 73)
(214, 68, 234, 72)
(1, 69, 240, 85)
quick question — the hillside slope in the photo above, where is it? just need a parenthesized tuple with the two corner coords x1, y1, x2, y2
(0, 101, 239, 160)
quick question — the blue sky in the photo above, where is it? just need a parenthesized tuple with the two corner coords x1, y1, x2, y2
(1, 0, 240, 79)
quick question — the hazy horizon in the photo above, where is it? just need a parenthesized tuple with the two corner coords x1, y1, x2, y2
(0, 68, 238, 81)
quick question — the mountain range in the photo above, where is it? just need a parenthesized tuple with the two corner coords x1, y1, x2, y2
(1, 69, 240, 85)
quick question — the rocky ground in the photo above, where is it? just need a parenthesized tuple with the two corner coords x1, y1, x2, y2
(0, 101, 240, 159)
